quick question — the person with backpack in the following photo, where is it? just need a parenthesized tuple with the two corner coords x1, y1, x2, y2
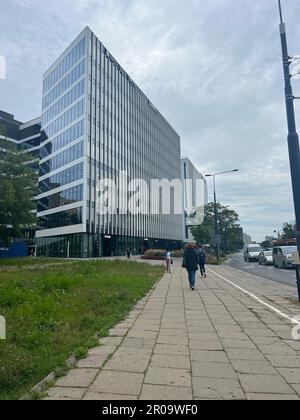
(197, 245, 207, 278)
(182, 243, 199, 290)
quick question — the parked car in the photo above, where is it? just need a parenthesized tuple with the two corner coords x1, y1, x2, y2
(273, 246, 297, 269)
(244, 245, 262, 262)
(258, 250, 273, 265)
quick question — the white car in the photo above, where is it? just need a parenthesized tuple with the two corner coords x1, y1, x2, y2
(244, 245, 262, 262)
(273, 246, 297, 269)
(258, 250, 273, 265)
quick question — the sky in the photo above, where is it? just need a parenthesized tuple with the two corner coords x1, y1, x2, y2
(1, 0, 300, 241)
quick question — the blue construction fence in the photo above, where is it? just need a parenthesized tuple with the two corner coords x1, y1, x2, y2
(0, 243, 28, 258)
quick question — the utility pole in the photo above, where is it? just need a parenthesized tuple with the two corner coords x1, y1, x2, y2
(213, 175, 220, 262)
(278, 0, 300, 301)
(205, 169, 239, 263)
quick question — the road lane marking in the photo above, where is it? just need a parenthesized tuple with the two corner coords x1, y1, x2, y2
(208, 267, 300, 326)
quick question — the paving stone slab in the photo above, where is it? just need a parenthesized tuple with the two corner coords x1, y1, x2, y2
(277, 368, 300, 384)
(257, 344, 297, 356)
(154, 344, 189, 356)
(250, 337, 281, 346)
(90, 371, 144, 396)
(190, 350, 229, 363)
(265, 355, 300, 368)
(221, 339, 257, 350)
(45, 387, 86, 400)
(89, 346, 117, 356)
(246, 393, 299, 400)
(238, 374, 294, 394)
(188, 333, 220, 341)
(144, 366, 191, 388)
(127, 330, 158, 339)
(103, 356, 150, 373)
(99, 337, 123, 346)
(156, 335, 188, 346)
(109, 328, 128, 337)
(113, 347, 152, 360)
(83, 392, 138, 400)
(192, 377, 245, 400)
(55, 368, 98, 388)
(189, 340, 223, 351)
(77, 354, 108, 369)
(140, 384, 192, 400)
(291, 384, 300, 396)
(192, 362, 237, 379)
(150, 354, 191, 370)
(159, 328, 188, 337)
(284, 340, 300, 351)
(122, 337, 144, 348)
(230, 359, 278, 375)
(217, 332, 251, 341)
(226, 348, 266, 361)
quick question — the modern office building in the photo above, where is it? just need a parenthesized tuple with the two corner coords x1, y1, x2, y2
(36, 27, 183, 258)
(0, 110, 42, 255)
(0, 110, 42, 169)
(181, 157, 208, 243)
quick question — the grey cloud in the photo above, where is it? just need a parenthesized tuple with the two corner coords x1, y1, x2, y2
(1, 0, 299, 240)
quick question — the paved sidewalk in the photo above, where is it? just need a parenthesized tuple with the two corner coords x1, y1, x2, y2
(44, 262, 300, 400)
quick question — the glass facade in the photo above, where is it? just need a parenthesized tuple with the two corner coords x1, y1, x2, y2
(43, 99, 85, 139)
(42, 80, 85, 126)
(39, 162, 84, 193)
(43, 38, 86, 93)
(37, 27, 183, 258)
(84, 29, 182, 245)
(43, 60, 86, 110)
(37, 185, 83, 212)
(39, 207, 82, 230)
(40, 120, 84, 159)
(37, 32, 86, 240)
(39, 141, 84, 175)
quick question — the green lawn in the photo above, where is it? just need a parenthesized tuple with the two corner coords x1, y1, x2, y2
(0, 260, 164, 400)
(0, 257, 70, 267)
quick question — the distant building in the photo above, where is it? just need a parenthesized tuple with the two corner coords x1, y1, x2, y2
(243, 232, 252, 245)
(265, 236, 276, 243)
(181, 157, 208, 243)
(0, 110, 42, 170)
(0, 110, 42, 256)
(235, 227, 244, 248)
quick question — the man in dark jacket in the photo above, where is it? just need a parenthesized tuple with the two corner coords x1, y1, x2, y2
(197, 245, 207, 278)
(182, 243, 199, 290)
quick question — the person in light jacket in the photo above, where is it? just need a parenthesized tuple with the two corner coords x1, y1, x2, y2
(165, 249, 172, 274)
(182, 243, 199, 290)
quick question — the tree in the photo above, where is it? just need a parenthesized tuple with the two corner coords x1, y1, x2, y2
(281, 221, 296, 240)
(261, 240, 273, 249)
(190, 202, 243, 253)
(0, 126, 37, 246)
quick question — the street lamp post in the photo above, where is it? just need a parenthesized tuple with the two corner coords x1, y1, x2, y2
(205, 170, 239, 262)
(278, 0, 300, 301)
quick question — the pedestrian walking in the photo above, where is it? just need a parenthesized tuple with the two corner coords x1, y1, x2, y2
(197, 245, 207, 278)
(126, 248, 131, 260)
(182, 243, 199, 290)
(165, 249, 172, 274)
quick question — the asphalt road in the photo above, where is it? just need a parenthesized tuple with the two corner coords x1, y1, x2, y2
(227, 252, 298, 288)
